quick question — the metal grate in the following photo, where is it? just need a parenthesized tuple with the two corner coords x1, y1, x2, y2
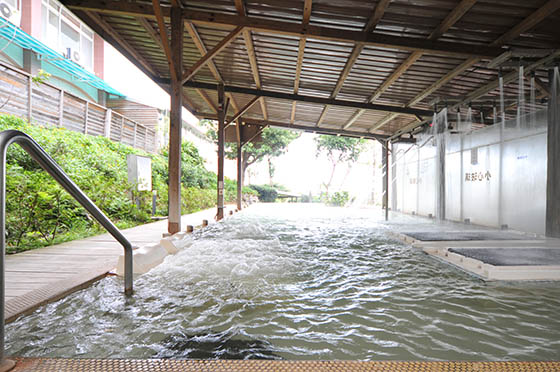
(9, 358, 560, 372)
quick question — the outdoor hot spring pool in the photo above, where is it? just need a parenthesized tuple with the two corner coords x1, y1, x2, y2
(6, 204, 560, 360)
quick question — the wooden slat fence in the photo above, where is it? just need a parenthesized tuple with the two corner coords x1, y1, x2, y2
(0, 62, 157, 153)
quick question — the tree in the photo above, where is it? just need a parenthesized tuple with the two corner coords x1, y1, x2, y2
(314, 135, 365, 196)
(202, 120, 299, 185)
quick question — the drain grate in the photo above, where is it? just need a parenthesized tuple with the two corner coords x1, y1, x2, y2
(448, 248, 560, 266)
(9, 358, 560, 372)
(403, 231, 531, 242)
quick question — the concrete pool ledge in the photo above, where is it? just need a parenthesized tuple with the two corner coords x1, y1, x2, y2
(423, 245, 560, 281)
(389, 223, 560, 281)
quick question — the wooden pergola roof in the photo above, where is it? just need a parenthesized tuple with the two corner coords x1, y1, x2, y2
(62, 0, 560, 141)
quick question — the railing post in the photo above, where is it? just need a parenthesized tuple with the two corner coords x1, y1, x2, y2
(0, 130, 135, 367)
(133, 122, 137, 148)
(0, 138, 15, 372)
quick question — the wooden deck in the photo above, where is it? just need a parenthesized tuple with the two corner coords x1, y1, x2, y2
(4, 206, 234, 322)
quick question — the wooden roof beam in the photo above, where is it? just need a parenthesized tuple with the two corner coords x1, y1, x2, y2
(181, 26, 244, 84)
(315, 0, 390, 127)
(388, 49, 560, 141)
(194, 114, 390, 141)
(343, 0, 477, 131)
(63, 1, 503, 59)
(195, 88, 218, 113)
(234, 0, 268, 120)
(80, 11, 159, 79)
(291, 0, 312, 124)
(226, 96, 260, 127)
(180, 81, 433, 116)
(385, 0, 560, 137)
(184, 22, 240, 112)
(152, 0, 176, 81)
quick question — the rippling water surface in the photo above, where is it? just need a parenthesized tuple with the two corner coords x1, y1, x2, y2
(6, 204, 560, 360)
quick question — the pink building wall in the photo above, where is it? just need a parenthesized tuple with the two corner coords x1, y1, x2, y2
(20, 0, 42, 39)
(19, 0, 105, 79)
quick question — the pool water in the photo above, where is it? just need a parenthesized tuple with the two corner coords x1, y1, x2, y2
(6, 204, 560, 360)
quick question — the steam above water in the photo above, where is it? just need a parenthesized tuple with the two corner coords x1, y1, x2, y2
(6, 204, 560, 360)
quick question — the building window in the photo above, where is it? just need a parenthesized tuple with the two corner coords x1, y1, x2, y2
(40, 0, 94, 71)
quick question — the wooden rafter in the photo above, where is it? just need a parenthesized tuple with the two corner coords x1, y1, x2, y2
(344, 0, 478, 131)
(184, 22, 240, 112)
(196, 88, 218, 113)
(389, 49, 560, 141)
(136, 17, 164, 50)
(194, 115, 391, 141)
(64, 1, 504, 59)
(152, 0, 176, 81)
(182, 81, 433, 116)
(383, 0, 560, 137)
(291, 0, 312, 124)
(234, 0, 268, 120)
(226, 96, 260, 127)
(315, 0, 390, 127)
(81, 11, 158, 79)
(136, 16, 210, 114)
(181, 26, 244, 84)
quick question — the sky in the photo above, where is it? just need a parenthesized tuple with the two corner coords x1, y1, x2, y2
(103, 43, 382, 204)
(103, 44, 198, 126)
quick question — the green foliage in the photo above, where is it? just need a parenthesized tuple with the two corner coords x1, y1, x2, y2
(0, 115, 244, 254)
(31, 69, 51, 86)
(203, 119, 299, 174)
(160, 141, 215, 188)
(315, 135, 365, 163)
(327, 191, 349, 207)
(315, 135, 365, 196)
(248, 184, 278, 202)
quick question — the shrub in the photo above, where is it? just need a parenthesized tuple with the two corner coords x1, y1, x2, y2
(248, 184, 278, 202)
(327, 191, 349, 207)
(0, 115, 240, 253)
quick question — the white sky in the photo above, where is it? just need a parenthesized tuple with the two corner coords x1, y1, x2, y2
(103, 43, 381, 203)
(103, 44, 199, 126)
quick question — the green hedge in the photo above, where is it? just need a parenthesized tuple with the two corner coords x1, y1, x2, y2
(0, 115, 246, 254)
(248, 184, 278, 202)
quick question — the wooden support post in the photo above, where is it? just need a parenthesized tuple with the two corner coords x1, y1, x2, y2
(237, 140, 243, 211)
(382, 142, 389, 221)
(58, 90, 64, 127)
(84, 101, 89, 134)
(390, 142, 397, 212)
(168, 5, 183, 234)
(217, 83, 225, 221)
(27, 75, 32, 122)
(546, 68, 560, 238)
(104, 109, 112, 138)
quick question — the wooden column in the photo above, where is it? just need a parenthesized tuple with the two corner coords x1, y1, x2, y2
(237, 141, 243, 211)
(167, 5, 183, 234)
(382, 141, 389, 220)
(546, 68, 560, 238)
(217, 83, 225, 220)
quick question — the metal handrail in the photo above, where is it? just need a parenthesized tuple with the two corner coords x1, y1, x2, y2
(0, 130, 133, 368)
